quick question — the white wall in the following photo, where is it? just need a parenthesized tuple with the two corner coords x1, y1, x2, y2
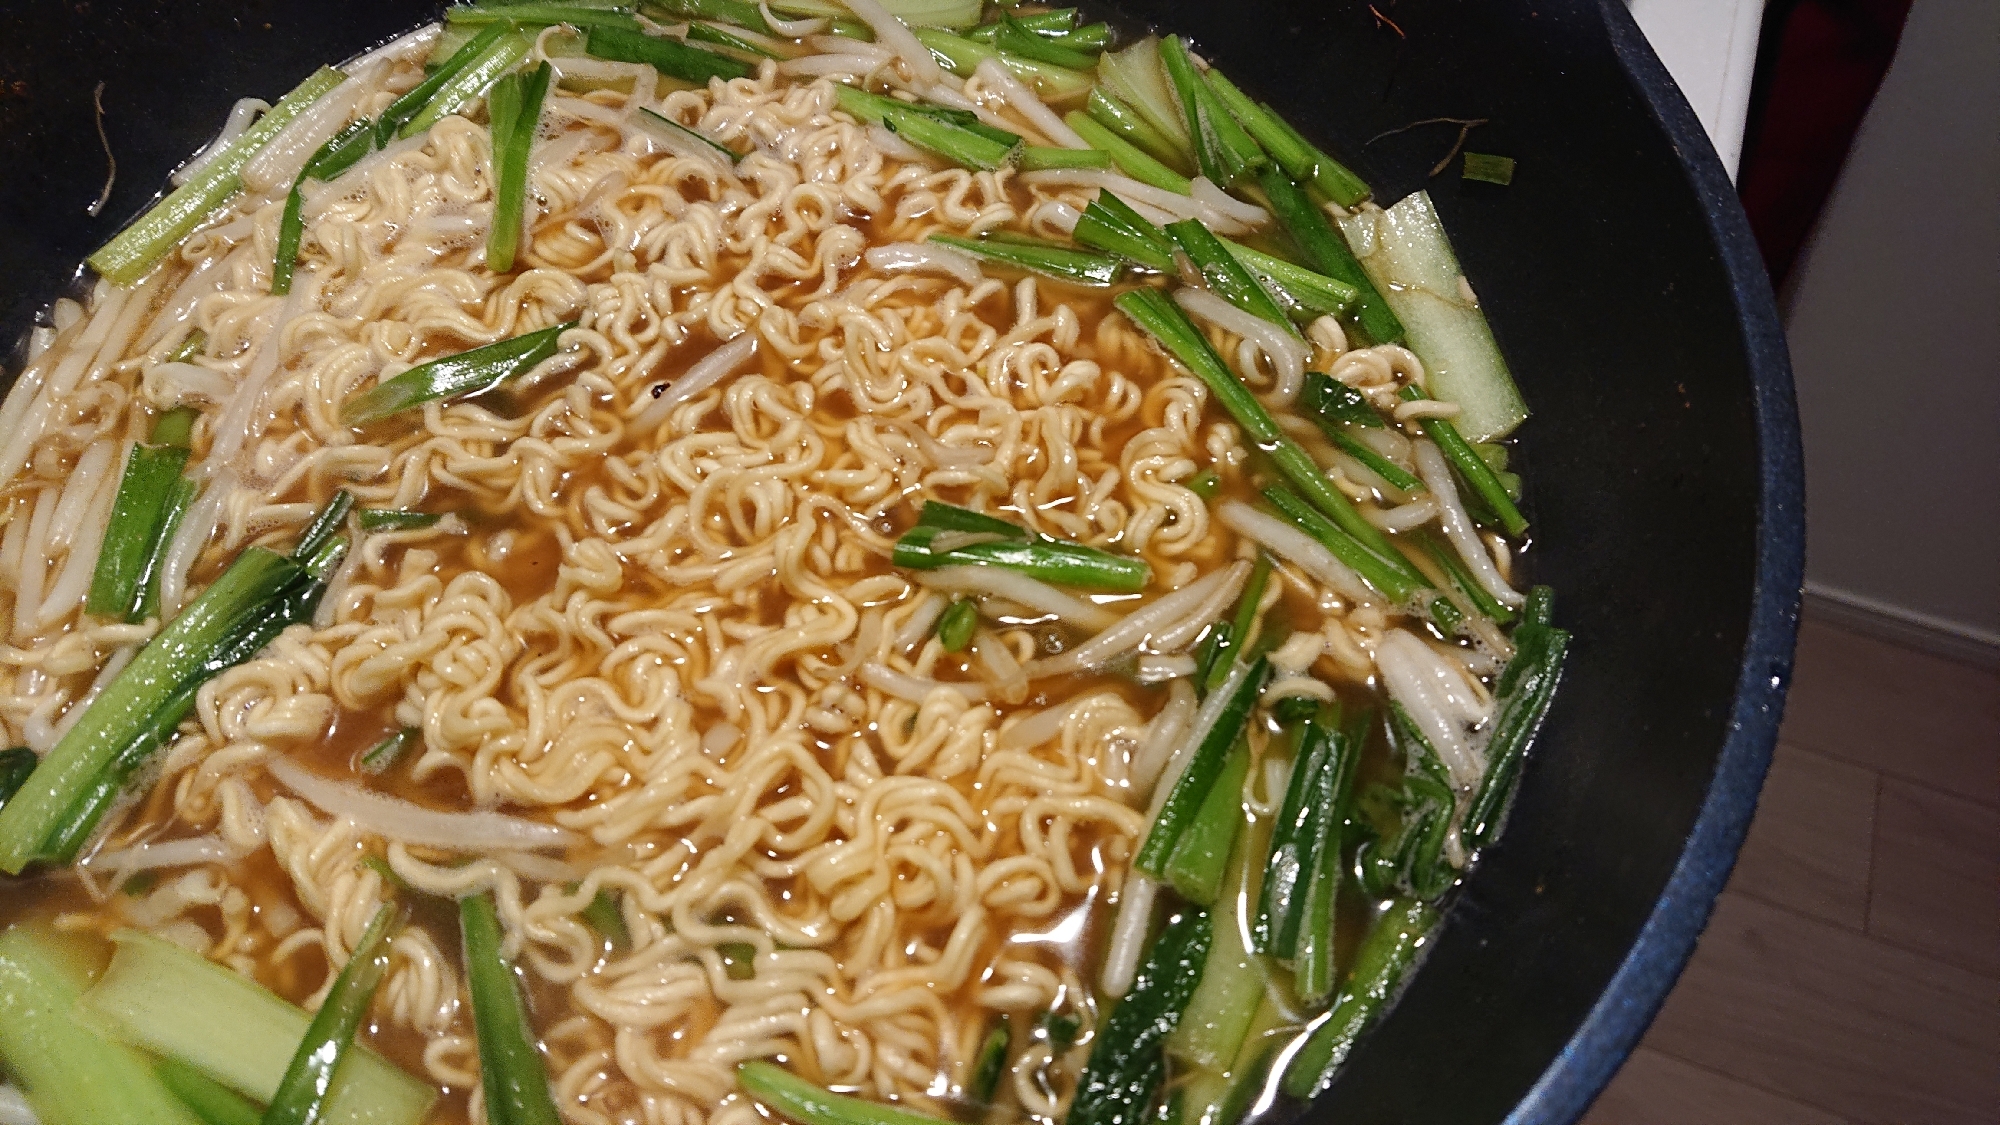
(1782, 0, 2000, 657)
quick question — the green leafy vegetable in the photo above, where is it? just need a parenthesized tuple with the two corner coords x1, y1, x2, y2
(1062, 112, 1191, 193)
(356, 509, 443, 532)
(1069, 908, 1211, 1125)
(736, 1061, 955, 1125)
(586, 24, 752, 83)
(359, 728, 419, 775)
(1462, 152, 1516, 185)
(1158, 36, 1264, 187)
(1258, 167, 1403, 344)
(893, 503, 1148, 593)
(1282, 898, 1438, 1098)
(1136, 658, 1265, 874)
(341, 321, 574, 425)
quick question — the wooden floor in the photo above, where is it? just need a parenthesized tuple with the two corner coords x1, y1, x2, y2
(1581, 612, 2000, 1125)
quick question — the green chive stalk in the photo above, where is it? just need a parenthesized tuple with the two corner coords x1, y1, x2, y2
(1063, 112, 1192, 193)
(1282, 898, 1438, 1099)
(1258, 168, 1404, 344)
(1085, 87, 1189, 170)
(893, 517, 1147, 593)
(935, 599, 978, 652)
(926, 232, 1121, 286)
(1136, 657, 1266, 874)
(737, 1061, 953, 1125)
(1204, 72, 1370, 207)
(1158, 36, 1265, 187)
(1398, 386, 1529, 536)
(261, 904, 400, 1125)
(1071, 192, 1175, 272)
(587, 24, 752, 82)
(486, 62, 554, 273)
(403, 29, 536, 139)
(341, 321, 574, 425)
(1069, 907, 1212, 1125)
(1220, 240, 1358, 319)
(1164, 219, 1299, 337)
(462, 893, 562, 1125)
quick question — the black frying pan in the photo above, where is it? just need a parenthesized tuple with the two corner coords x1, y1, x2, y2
(0, 2, 1804, 1122)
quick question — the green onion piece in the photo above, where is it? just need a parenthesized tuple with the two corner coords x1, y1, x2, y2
(403, 29, 536, 139)
(274, 120, 380, 295)
(1063, 111, 1192, 194)
(1324, 426, 1422, 494)
(1018, 144, 1110, 171)
(1053, 22, 1110, 50)
(935, 599, 978, 652)
(1299, 371, 1382, 428)
(0, 543, 333, 872)
(88, 443, 194, 621)
(1113, 288, 1427, 591)
(738, 1061, 955, 1125)
(913, 499, 1022, 536)
(165, 329, 209, 365)
(993, 13, 1097, 70)
(342, 321, 574, 425)
(1201, 72, 1370, 208)
(261, 903, 399, 1125)
(1282, 898, 1438, 1099)
(970, 1019, 1010, 1102)
(152, 406, 199, 447)
(359, 727, 419, 775)
(879, 108, 1019, 170)
(641, 0, 774, 34)
(1464, 599, 1567, 849)
(1162, 737, 1249, 904)
(0, 927, 210, 1125)
(462, 893, 562, 1125)
(1084, 87, 1188, 170)
(1096, 36, 1194, 157)
(1163, 219, 1298, 337)
(88, 67, 347, 286)
(380, 23, 513, 141)
(1069, 907, 1211, 1125)
(1185, 468, 1221, 499)
(1398, 386, 1528, 536)
(1385, 701, 1453, 793)
(1042, 1010, 1083, 1052)
(0, 747, 37, 812)
(1218, 239, 1358, 318)
(1262, 484, 1425, 605)
(926, 232, 1120, 286)
(158, 1058, 264, 1125)
(1199, 553, 1269, 694)
(1462, 152, 1516, 185)
(1250, 703, 1331, 954)
(293, 490, 355, 562)
(447, 3, 641, 31)
(1136, 657, 1265, 874)
(1413, 531, 1513, 625)
(893, 521, 1147, 594)
(361, 853, 409, 891)
(971, 8, 1075, 38)
(587, 24, 753, 82)
(579, 887, 631, 952)
(634, 107, 740, 162)
(716, 941, 756, 979)
(1158, 36, 1265, 187)
(686, 21, 784, 59)
(912, 28, 1094, 101)
(486, 62, 553, 273)
(830, 85, 1020, 146)
(1070, 192, 1174, 271)
(135, 478, 199, 624)
(1291, 715, 1362, 999)
(356, 508, 444, 532)
(1258, 168, 1403, 343)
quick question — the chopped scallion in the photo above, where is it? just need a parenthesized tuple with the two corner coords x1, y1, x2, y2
(1462, 152, 1516, 185)
(486, 62, 553, 273)
(359, 727, 419, 775)
(1062, 111, 1192, 193)
(341, 321, 575, 425)
(261, 903, 400, 1125)
(935, 599, 978, 652)
(926, 232, 1121, 286)
(462, 893, 562, 1125)
(587, 23, 754, 82)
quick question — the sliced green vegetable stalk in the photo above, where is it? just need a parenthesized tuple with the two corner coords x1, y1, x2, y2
(379, 23, 511, 141)
(831, 84, 1021, 170)
(1356, 775, 1455, 904)
(1113, 288, 1427, 593)
(1197, 553, 1269, 693)
(1282, 898, 1438, 1099)
(83, 929, 435, 1125)
(968, 8, 1078, 40)
(88, 436, 194, 621)
(1096, 36, 1194, 159)
(1258, 168, 1403, 345)
(969, 1019, 1010, 1103)
(1250, 703, 1339, 956)
(1321, 424, 1422, 494)
(831, 85, 1021, 146)
(1413, 531, 1514, 625)
(766, 0, 980, 28)
(737, 1061, 953, 1125)
(893, 503, 1148, 593)
(1085, 87, 1189, 171)
(1398, 385, 1527, 536)
(1019, 145, 1110, 171)
(1072, 192, 1175, 272)
(1219, 240, 1357, 320)
(165, 329, 209, 364)
(1185, 468, 1221, 499)
(992, 13, 1097, 70)
(448, 3, 642, 32)
(1164, 219, 1298, 337)
(1338, 190, 1525, 441)
(634, 107, 740, 162)
(1063, 112, 1192, 194)
(1166, 824, 1266, 1074)
(935, 599, 978, 652)
(486, 62, 553, 273)
(462, 893, 562, 1125)
(685, 21, 789, 60)
(262, 903, 400, 1125)
(643, 0, 775, 35)
(1158, 36, 1265, 187)
(1299, 372, 1383, 428)
(587, 24, 752, 83)
(1162, 736, 1249, 904)
(402, 28, 536, 139)
(1463, 588, 1567, 849)
(1069, 907, 1212, 1125)
(1261, 484, 1428, 607)
(913, 28, 1095, 101)
(293, 489, 354, 562)
(89, 67, 347, 285)
(0, 519, 342, 872)
(1462, 152, 1515, 185)
(927, 232, 1120, 285)
(1203, 72, 1369, 208)
(359, 727, 419, 775)
(272, 120, 375, 295)
(356, 508, 443, 531)
(577, 886, 632, 953)
(1135, 657, 1266, 875)
(0, 747, 37, 811)
(1289, 712, 1360, 1002)
(342, 320, 574, 425)
(0, 926, 208, 1125)
(158, 1058, 263, 1125)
